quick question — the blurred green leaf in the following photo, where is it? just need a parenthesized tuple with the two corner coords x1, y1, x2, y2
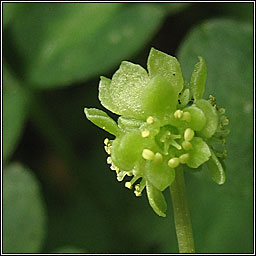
(157, 3, 191, 15)
(52, 246, 87, 253)
(3, 163, 46, 253)
(3, 64, 29, 162)
(178, 19, 253, 253)
(3, 3, 21, 28)
(9, 3, 165, 89)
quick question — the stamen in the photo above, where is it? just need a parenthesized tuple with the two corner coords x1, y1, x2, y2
(117, 171, 126, 181)
(219, 108, 226, 114)
(125, 182, 133, 189)
(134, 190, 142, 197)
(146, 116, 155, 124)
(174, 109, 183, 119)
(179, 153, 190, 164)
(107, 157, 112, 164)
(184, 128, 194, 141)
(104, 146, 112, 155)
(154, 152, 163, 163)
(142, 149, 155, 160)
(168, 158, 180, 168)
(182, 141, 192, 150)
(104, 138, 110, 145)
(141, 129, 150, 138)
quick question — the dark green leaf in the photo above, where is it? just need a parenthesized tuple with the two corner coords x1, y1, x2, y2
(3, 163, 46, 253)
(3, 64, 29, 162)
(10, 3, 165, 88)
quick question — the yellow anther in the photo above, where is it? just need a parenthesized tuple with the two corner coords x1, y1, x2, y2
(125, 182, 133, 189)
(154, 152, 163, 163)
(142, 149, 155, 161)
(182, 141, 192, 150)
(141, 129, 150, 138)
(146, 116, 155, 124)
(179, 153, 190, 164)
(135, 184, 140, 191)
(168, 158, 180, 168)
(110, 165, 116, 171)
(127, 172, 132, 177)
(223, 118, 229, 126)
(104, 138, 110, 145)
(219, 108, 226, 114)
(184, 128, 194, 141)
(115, 167, 120, 174)
(182, 112, 191, 122)
(134, 190, 142, 197)
(104, 146, 111, 155)
(174, 109, 183, 119)
(107, 157, 112, 164)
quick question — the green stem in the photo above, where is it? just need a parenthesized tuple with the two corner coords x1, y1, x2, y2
(170, 166, 195, 253)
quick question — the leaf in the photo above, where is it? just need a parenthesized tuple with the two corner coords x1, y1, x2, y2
(84, 108, 120, 136)
(186, 137, 211, 168)
(3, 64, 29, 162)
(3, 163, 46, 253)
(178, 19, 253, 253)
(52, 246, 87, 253)
(196, 99, 218, 138)
(146, 181, 167, 217)
(206, 148, 226, 185)
(147, 47, 184, 93)
(9, 3, 165, 88)
(190, 56, 207, 100)
(108, 61, 149, 119)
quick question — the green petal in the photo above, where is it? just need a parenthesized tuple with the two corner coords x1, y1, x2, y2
(146, 181, 167, 217)
(84, 108, 120, 136)
(141, 75, 179, 118)
(183, 105, 207, 131)
(147, 47, 184, 93)
(117, 116, 144, 131)
(190, 56, 207, 100)
(178, 88, 190, 109)
(111, 130, 145, 170)
(145, 159, 175, 191)
(98, 76, 121, 115)
(207, 148, 226, 185)
(109, 61, 150, 119)
(187, 137, 211, 168)
(196, 99, 219, 138)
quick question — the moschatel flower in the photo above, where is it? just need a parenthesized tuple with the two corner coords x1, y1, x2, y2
(84, 48, 229, 217)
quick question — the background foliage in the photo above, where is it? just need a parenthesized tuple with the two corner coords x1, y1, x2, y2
(3, 2, 254, 253)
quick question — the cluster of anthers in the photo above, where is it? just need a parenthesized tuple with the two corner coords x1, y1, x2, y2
(85, 48, 229, 217)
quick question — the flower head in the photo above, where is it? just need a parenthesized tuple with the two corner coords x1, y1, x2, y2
(84, 48, 229, 217)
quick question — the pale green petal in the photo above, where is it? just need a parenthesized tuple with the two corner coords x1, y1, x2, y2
(187, 137, 211, 168)
(196, 99, 219, 138)
(146, 181, 167, 217)
(84, 108, 120, 136)
(207, 148, 226, 185)
(190, 56, 207, 100)
(109, 61, 150, 119)
(147, 47, 184, 93)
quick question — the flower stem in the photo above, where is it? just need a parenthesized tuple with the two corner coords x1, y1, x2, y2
(170, 166, 195, 253)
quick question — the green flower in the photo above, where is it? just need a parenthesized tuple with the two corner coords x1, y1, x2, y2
(84, 48, 229, 217)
